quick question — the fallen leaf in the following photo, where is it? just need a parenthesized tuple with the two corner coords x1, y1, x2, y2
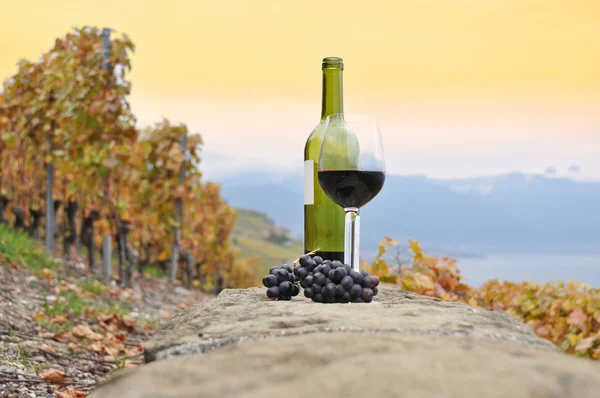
(99, 320, 118, 332)
(54, 387, 86, 398)
(114, 332, 126, 342)
(575, 336, 597, 351)
(125, 345, 143, 357)
(32, 312, 46, 321)
(42, 268, 53, 283)
(40, 344, 59, 354)
(87, 341, 104, 353)
(119, 315, 136, 329)
(39, 332, 55, 339)
(96, 313, 114, 323)
(10, 262, 18, 269)
(50, 314, 68, 324)
(159, 309, 171, 319)
(39, 368, 65, 384)
(104, 345, 120, 357)
(535, 325, 551, 337)
(567, 308, 588, 333)
(72, 324, 104, 340)
(67, 342, 80, 350)
(52, 330, 73, 342)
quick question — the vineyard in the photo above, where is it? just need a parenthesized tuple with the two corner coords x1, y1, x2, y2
(0, 26, 256, 290)
(365, 237, 600, 360)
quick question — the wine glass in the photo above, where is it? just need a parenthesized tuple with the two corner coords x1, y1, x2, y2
(318, 113, 385, 271)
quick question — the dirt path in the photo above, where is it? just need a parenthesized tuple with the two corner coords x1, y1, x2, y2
(0, 262, 211, 398)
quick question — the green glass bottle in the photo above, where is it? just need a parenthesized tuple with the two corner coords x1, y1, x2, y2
(303, 57, 346, 261)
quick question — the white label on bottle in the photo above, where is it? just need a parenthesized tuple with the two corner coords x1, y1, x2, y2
(304, 160, 314, 205)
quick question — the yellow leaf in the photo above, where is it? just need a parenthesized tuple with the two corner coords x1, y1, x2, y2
(409, 239, 425, 263)
(568, 334, 580, 347)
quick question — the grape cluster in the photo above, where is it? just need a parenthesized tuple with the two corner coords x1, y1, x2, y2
(295, 255, 379, 303)
(262, 264, 301, 301)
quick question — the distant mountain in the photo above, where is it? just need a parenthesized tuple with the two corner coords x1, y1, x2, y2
(216, 171, 600, 257)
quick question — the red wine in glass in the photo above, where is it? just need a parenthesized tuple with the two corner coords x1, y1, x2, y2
(318, 170, 385, 209)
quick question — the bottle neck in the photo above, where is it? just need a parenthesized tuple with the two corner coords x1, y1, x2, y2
(321, 68, 344, 121)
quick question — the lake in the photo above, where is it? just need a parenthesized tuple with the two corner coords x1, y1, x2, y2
(455, 254, 600, 288)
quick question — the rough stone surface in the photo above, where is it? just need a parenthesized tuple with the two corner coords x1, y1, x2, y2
(144, 285, 554, 362)
(90, 286, 600, 398)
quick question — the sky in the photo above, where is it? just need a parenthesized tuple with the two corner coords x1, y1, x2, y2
(1, 0, 600, 181)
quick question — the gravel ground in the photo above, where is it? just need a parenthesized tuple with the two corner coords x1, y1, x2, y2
(0, 262, 211, 397)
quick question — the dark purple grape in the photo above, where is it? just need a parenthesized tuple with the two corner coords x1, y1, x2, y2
(294, 275, 300, 283)
(293, 266, 300, 276)
(300, 280, 307, 289)
(340, 292, 351, 303)
(361, 288, 373, 301)
(312, 284, 322, 294)
(323, 259, 333, 265)
(335, 284, 346, 298)
(275, 269, 288, 282)
(333, 267, 347, 282)
(332, 260, 343, 269)
(267, 286, 280, 298)
(279, 295, 291, 301)
(372, 287, 379, 296)
(349, 284, 362, 298)
(282, 264, 293, 273)
(313, 293, 324, 303)
(350, 271, 364, 286)
(320, 264, 331, 275)
(325, 296, 336, 303)
(304, 275, 314, 287)
(269, 266, 280, 274)
(305, 259, 317, 272)
(372, 276, 380, 288)
(304, 287, 314, 298)
(279, 281, 293, 296)
(341, 276, 353, 290)
(297, 267, 309, 280)
(263, 274, 278, 288)
(343, 264, 352, 274)
(313, 272, 326, 286)
(291, 284, 300, 297)
(360, 270, 369, 277)
(299, 255, 311, 266)
(313, 256, 323, 265)
(328, 269, 336, 281)
(325, 283, 336, 298)
(352, 297, 365, 303)
(363, 276, 374, 289)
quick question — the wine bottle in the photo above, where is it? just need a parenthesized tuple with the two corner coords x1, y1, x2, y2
(303, 57, 346, 261)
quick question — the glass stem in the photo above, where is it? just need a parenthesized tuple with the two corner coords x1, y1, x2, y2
(344, 208, 360, 271)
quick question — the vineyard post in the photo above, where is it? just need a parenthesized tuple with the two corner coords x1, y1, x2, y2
(101, 27, 112, 280)
(169, 132, 188, 284)
(45, 154, 54, 252)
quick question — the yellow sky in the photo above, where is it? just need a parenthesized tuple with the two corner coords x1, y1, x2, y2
(2, 0, 600, 179)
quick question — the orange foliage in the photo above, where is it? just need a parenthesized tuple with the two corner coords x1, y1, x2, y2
(366, 237, 600, 360)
